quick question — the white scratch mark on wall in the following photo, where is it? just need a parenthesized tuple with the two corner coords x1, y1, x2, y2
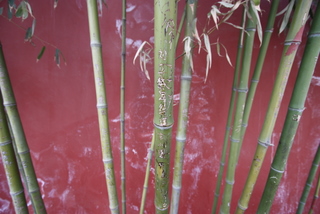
(126, 38, 134, 46)
(312, 76, 320, 86)
(126, 3, 136, 12)
(191, 166, 201, 190)
(0, 198, 10, 213)
(133, 40, 143, 49)
(116, 19, 122, 37)
(68, 163, 75, 184)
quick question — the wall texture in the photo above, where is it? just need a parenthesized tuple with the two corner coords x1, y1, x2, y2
(0, 0, 319, 213)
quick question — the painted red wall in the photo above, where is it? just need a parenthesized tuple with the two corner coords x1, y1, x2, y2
(0, 1, 320, 213)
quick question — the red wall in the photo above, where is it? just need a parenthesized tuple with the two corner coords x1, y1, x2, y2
(0, 1, 320, 213)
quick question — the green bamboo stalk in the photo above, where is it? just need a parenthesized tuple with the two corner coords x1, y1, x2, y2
(258, 2, 320, 212)
(211, 7, 246, 214)
(120, 0, 127, 213)
(236, 1, 313, 213)
(0, 44, 46, 214)
(170, 1, 197, 214)
(175, 5, 186, 50)
(297, 145, 320, 214)
(0, 94, 28, 213)
(238, 0, 280, 159)
(308, 173, 320, 214)
(86, 1, 119, 213)
(154, 0, 177, 213)
(220, 2, 257, 213)
(139, 133, 155, 214)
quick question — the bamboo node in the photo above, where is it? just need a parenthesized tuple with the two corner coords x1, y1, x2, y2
(312, 163, 319, 167)
(237, 202, 247, 211)
(10, 189, 24, 196)
(237, 88, 248, 93)
(103, 158, 113, 164)
(288, 107, 305, 112)
(90, 42, 102, 47)
(299, 201, 306, 205)
(153, 123, 173, 130)
(226, 179, 234, 185)
(214, 193, 219, 197)
(258, 140, 273, 147)
(3, 103, 16, 107)
(18, 149, 30, 155)
(251, 79, 259, 83)
(220, 161, 225, 166)
(96, 104, 108, 108)
(172, 184, 181, 190)
(29, 188, 40, 194)
(181, 75, 192, 80)
(176, 136, 187, 142)
(0, 140, 12, 146)
(241, 123, 248, 128)
(230, 137, 240, 143)
(270, 166, 284, 174)
(307, 183, 312, 187)
(284, 41, 301, 46)
(308, 33, 320, 38)
(109, 205, 119, 211)
(246, 28, 256, 32)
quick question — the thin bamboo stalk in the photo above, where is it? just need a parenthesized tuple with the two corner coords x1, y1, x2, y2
(308, 173, 320, 214)
(0, 94, 28, 213)
(86, 1, 119, 213)
(220, 2, 257, 213)
(153, 0, 177, 213)
(258, 2, 320, 212)
(236, 1, 313, 213)
(0, 43, 46, 214)
(170, 1, 197, 213)
(238, 0, 280, 159)
(120, 0, 127, 213)
(211, 8, 246, 214)
(175, 5, 186, 50)
(139, 133, 155, 214)
(297, 144, 320, 214)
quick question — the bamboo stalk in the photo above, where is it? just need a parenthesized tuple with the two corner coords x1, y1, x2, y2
(139, 133, 155, 214)
(120, 0, 127, 213)
(170, 1, 197, 213)
(258, 2, 320, 212)
(236, 1, 313, 213)
(211, 7, 246, 214)
(153, 0, 177, 213)
(86, 1, 119, 213)
(0, 43, 46, 214)
(308, 173, 320, 214)
(0, 94, 28, 213)
(220, 2, 257, 213)
(238, 0, 280, 159)
(297, 144, 320, 214)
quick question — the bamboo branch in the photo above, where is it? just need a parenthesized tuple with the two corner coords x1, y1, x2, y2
(308, 173, 320, 214)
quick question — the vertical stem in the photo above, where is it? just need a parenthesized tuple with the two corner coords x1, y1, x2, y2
(308, 173, 320, 214)
(170, 1, 197, 214)
(139, 133, 155, 214)
(0, 44, 46, 214)
(297, 145, 320, 214)
(258, 2, 320, 212)
(154, 0, 177, 213)
(0, 94, 28, 213)
(211, 7, 246, 214)
(220, 2, 257, 213)
(120, 0, 127, 213)
(236, 1, 313, 213)
(86, 1, 119, 213)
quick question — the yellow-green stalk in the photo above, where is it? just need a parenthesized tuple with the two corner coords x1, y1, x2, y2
(308, 173, 320, 214)
(0, 43, 46, 214)
(236, 1, 313, 213)
(86, 0, 119, 213)
(153, 0, 177, 213)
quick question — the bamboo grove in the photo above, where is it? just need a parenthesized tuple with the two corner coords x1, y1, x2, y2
(0, 0, 320, 213)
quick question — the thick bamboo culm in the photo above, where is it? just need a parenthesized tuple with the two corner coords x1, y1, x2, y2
(0, 94, 28, 213)
(153, 0, 177, 213)
(236, 1, 313, 213)
(297, 144, 320, 214)
(238, 0, 280, 158)
(139, 133, 155, 214)
(0, 44, 47, 214)
(120, 0, 127, 213)
(170, 1, 198, 214)
(308, 173, 320, 214)
(259, 2, 320, 212)
(211, 7, 246, 214)
(86, 0, 119, 213)
(220, 2, 257, 213)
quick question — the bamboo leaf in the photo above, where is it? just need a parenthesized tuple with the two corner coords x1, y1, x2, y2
(183, 36, 194, 72)
(55, 49, 60, 67)
(133, 41, 150, 64)
(218, 1, 235, 8)
(216, 39, 222, 57)
(279, 0, 295, 34)
(220, 42, 232, 66)
(204, 34, 212, 82)
(251, 3, 263, 44)
(37, 46, 46, 61)
(31, 18, 36, 37)
(25, 1, 34, 18)
(24, 27, 32, 41)
(192, 18, 201, 53)
(54, 0, 58, 8)
(210, 5, 221, 30)
(15, 1, 28, 20)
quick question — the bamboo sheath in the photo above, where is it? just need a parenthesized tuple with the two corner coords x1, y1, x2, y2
(120, 0, 127, 213)
(0, 44, 46, 214)
(170, 1, 197, 214)
(86, 1, 119, 213)
(220, 2, 257, 213)
(308, 173, 320, 214)
(154, 0, 177, 213)
(297, 145, 320, 213)
(259, 2, 320, 212)
(0, 94, 28, 213)
(238, 0, 280, 159)
(236, 1, 313, 213)
(211, 8, 246, 214)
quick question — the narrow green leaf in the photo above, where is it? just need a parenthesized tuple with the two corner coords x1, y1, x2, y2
(31, 19, 36, 37)
(15, 1, 28, 20)
(24, 27, 32, 41)
(55, 49, 60, 67)
(37, 46, 46, 61)
(8, 0, 15, 7)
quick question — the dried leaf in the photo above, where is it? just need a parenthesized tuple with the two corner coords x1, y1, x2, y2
(216, 39, 222, 57)
(251, 3, 263, 44)
(183, 36, 194, 72)
(31, 18, 36, 37)
(218, 1, 234, 8)
(210, 5, 221, 30)
(279, 0, 294, 34)
(25, 1, 34, 18)
(192, 18, 201, 53)
(54, 0, 58, 9)
(133, 41, 150, 64)
(220, 43, 233, 66)
(204, 34, 212, 82)
(37, 46, 46, 61)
